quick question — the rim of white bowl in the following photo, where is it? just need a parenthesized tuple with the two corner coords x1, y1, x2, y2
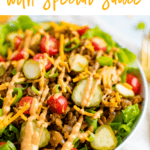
(116, 61, 149, 150)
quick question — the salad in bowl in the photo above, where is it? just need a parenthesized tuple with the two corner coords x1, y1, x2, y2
(0, 16, 147, 150)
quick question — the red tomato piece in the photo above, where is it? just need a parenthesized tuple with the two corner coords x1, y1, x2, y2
(91, 37, 107, 52)
(126, 74, 140, 95)
(0, 55, 6, 62)
(14, 36, 23, 50)
(77, 26, 89, 36)
(40, 36, 59, 56)
(33, 53, 52, 71)
(47, 95, 68, 115)
(19, 96, 33, 114)
(0, 142, 6, 146)
(71, 148, 78, 150)
(10, 49, 24, 61)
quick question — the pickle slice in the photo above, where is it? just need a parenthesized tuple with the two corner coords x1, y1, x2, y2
(69, 54, 88, 72)
(116, 83, 134, 98)
(72, 79, 103, 107)
(91, 125, 118, 150)
(0, 65, 6, 77)
(23, 59, 41, 80)
(19, 121, 50, 148)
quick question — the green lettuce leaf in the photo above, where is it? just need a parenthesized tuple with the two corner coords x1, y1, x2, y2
(97, 56, 113, 66)
(81, 26, 116, 52)
(85, 117, 98, 132)
(122, 104, 140, 123)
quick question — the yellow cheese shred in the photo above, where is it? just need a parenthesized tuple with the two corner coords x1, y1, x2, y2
(20, 114, 28, 121)
(103, 101, 118, 107)
(85, 42, 94, 52)
(123, 83, 133, 90)
(73, 105, 94, 117)
(28, 49, 35, 56)
(7, 48, 13, 60)
(60, 61, 70, 73)
(60, 21, 81, 30)
(60, 34, 65, 61)
(0, 82, 9, 91)
(9, 95, 17, 105)
(116, 92, 121, 102)
(6, 103, 30, 127)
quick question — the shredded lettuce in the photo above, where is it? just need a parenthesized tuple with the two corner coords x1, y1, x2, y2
(0, 140, 16, 150)
(79, 144, 88, 150)
(85, 117, 98, 132)
(120, 67, 127, 83)
(0, 124, 19, 142)
(0, 16, 39, 57)
(122, 104, 140, 123)
(81, 26, 116, 52)
(111, 104, 140, 146)
(97, 56, 113, 66)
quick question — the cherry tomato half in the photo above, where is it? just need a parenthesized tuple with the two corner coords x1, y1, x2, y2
(10, 49, 24, 61)
(71, 148, 78, 150)
(47, 95, 68, 115)
(14, 36, 23, 50)
(19, 96, 33, 114)
(0, 55, 6, 62)
(0, 142, 6, 146)
(77, 26, 89, 36)
(33, 53, 52, 71)
(126, 73, 140, 95)
(40, 36, 59, 56)
(91, 37, 107, 52)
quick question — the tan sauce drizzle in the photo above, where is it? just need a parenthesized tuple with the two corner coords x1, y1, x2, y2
(92, 109, 103, 120)
(78, 125, 94, 143)
(21, 98, 45, 150)
(61, 115, 83, 150)
(50, 56, 61, 76)
(81, 76, 93, 108)
(0, 59, 24, 117)
(70, 54, 79, 70)
(58, 67, 66, 93)
(40, 85, 49, 103)
(30, 33, 41, 46)
(24, 30, 33, 60)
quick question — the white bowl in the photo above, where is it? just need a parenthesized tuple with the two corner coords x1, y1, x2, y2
(10, 15, 149, 150)
(116, 61, 148, 150)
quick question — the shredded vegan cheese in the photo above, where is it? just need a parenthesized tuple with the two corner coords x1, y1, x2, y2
(28, 49, 35, 56)
(7, 48, 13, 60)
(123, 83, 133, 90)
(73, 105, 94, 117)
(0, 82, 9, 91)
(60, 34, 65, 61)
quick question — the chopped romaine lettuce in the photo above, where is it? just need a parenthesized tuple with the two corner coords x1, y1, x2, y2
(122, 104, 140, 123)
(110, 122, 122, 131)
(97, 56, 113, 66)
(81, 26, 116, 52)
(85, 117, 98, 132)
(120, 67, 127, 83)
(79, 144, 88, 150)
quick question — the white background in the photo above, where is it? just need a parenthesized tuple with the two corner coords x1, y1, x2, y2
(0, 0, 150, 15)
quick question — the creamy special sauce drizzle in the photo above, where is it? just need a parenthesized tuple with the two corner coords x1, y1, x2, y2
(50, 56, 61, 76)
(61, 115, 83, 150)
(0, 59, 24, 118)
(21, 57, 49, 150)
